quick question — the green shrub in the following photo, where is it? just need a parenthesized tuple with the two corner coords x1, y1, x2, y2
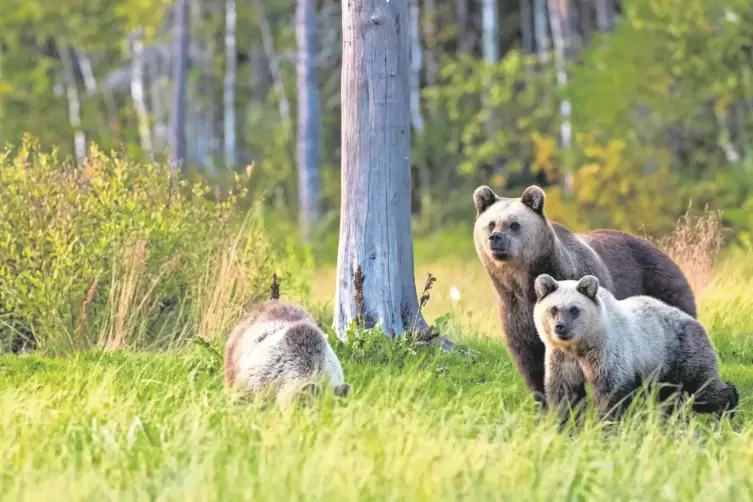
(0, 136, 303, 354)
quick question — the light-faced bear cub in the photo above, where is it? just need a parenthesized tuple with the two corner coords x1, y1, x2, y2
(473, 185, 696, 406)
(533, 274, 738, 422)
(224, 300, 350, 408)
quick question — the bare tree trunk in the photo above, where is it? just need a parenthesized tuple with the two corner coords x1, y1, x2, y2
(57, 47, 82, 156)
(456, 0, 473, 52)
(534, 0, 550, 64)
(169, 0, 190, 169)
(59, 44, 86, 163)
(520, 0, 534, 55)
(74, 47, 122, 144)
(547, 0, 571, 150)
(296, 0, 322, 241)
(224, 0, 237, 168)
(253, 0, 291, 129)
(595, 0, 613, 32)
(409, 0, 425, 134)
(149, 47, 169, 155)
(580, 0, 591, 44)
(423, 0, 438, 86)
(129, 29, 153, 157)
(335, 0, 425, 340)
(482, 0, 499, 63)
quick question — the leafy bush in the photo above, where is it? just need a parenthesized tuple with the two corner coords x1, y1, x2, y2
(0, 136, 303, 354)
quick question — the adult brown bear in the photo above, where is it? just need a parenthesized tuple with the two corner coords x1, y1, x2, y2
(472, 185, 696, 405)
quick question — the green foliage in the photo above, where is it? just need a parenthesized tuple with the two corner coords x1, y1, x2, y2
(0, 137, 296, 354)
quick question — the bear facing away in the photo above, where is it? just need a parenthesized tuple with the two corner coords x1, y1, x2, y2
(533, 274, 738, 422)
(472, 184, 696, 404)
(224, 300, 350, 408)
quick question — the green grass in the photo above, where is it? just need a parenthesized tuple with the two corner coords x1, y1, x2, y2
(2, 247, 753, 500)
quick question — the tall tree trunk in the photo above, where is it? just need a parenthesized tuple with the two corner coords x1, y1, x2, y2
(253, 0, 292, 130)
(148, 47, 168, 155)
(296, 0, 322, 241)
(456, 0, 473, 53)
(58, 44, 86, 164)
(595, 0, 613, 32)
(534, 0, 550, 65)
(547, 0, 571, 150)
(482, 0, 499, 63)
(520, 0, 534, 55)
(335, 0, 424, 340)
(409, 0, 425, 134)
(224, 0, 237, 168)
(423, 0, 438, 86)
(129, 30, 153, 157)
(169, 0, 190, 170)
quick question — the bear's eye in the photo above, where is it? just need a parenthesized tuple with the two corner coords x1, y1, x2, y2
(569, 307, 580, 317)
(488, 221, 496, 231)
(509, 221, 520, 231)
(550, 306, 559, 316)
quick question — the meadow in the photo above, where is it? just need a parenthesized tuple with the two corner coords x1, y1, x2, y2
(2, 203, 753, 501)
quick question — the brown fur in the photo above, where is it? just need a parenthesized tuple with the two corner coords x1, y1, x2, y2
(473, 185, 697, 400)
(223, 300, 316, 387)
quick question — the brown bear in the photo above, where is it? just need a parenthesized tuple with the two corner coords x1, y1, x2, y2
(473, 185, 696, 405)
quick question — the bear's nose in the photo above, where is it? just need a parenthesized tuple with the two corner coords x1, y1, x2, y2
(489, 232, 503, 245)
(554, 323, 567, 336)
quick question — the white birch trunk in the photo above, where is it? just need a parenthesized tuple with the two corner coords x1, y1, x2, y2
(59, 44, 86, 163)
(534, 0, 550, 64)
(482, 0, 499, 63)
(296, 0, 322, 240)
(224, 0, 237, 168)
(547, 0, 571, 150)
(335, 0, 424, 340)
(130, 30, 153, 157)
(253, 0, 291, 129)
(169, 0, 190, 168)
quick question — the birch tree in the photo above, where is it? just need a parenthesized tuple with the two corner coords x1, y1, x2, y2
(409, 0, 425, 134)
(224, 0, 237, 168)
(334, 0, 434, 343)
(547, 0, 571, 149)
(129, 29, 153, 157)
(296, 0, 321, 240)
(58, 44, 86, 164)
(169, 0, 190, 169)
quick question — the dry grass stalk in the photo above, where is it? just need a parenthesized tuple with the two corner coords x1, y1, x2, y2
(193, 239, 251, 342)
(99, 240, 176, 350)
(657, 201, 725, 301)
(75, 277, 99, 349)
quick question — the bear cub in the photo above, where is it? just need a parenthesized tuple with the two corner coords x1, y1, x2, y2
(224, 299, 350, 408)
(533, 274, 738, 422)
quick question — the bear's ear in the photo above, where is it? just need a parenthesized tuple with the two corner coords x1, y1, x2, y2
(521, 186, 545, 216)
(534, 274, 558, 301)
(473, 186, 500, 216)
(577, 276, 599, 301)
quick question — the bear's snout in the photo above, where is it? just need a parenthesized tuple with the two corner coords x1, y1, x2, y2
(488, 232, 510, 259)
(554, 322, 572, 339)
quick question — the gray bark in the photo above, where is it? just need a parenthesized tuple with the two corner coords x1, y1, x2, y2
(409, 0, 425, 134)
(595, 0, 613, 32)
(534, 0, 550, 64)
(423, 0, 438, 85)
(224, 0, 238, 168)
(520, 0, 534, 54)
(253, 0, 292, 129)
(482, 0, 499, 63)
(59, 43, 86, 163)
(334, 0, 424, 340)
(547, 0, 571, 149)
(129, 30, 153, 156)
(149, 46, 169, 155)
(296, 0, 322, 240)
(169, 0, 190, 169)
